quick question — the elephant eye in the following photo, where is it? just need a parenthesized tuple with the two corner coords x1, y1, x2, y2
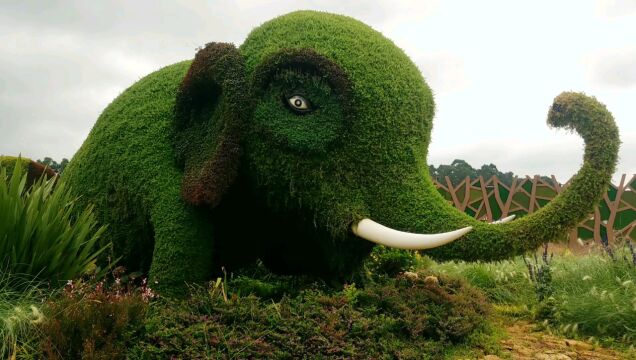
(286, 95, 312, 114)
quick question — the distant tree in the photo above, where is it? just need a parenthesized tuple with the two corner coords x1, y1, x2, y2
(478, 163, 515, 186)
(37, 157, 69, 174)
(429, 159, 516, 186)
(430, 159, 477, 185)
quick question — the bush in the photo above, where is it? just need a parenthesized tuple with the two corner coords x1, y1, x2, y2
(37, 271, 154, 359)
(0, 161, 109, 282)
(129, 270, 491, 359)
(365, 246, 420, 277)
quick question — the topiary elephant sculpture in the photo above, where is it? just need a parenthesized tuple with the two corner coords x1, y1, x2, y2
(63, 11, 620, 293)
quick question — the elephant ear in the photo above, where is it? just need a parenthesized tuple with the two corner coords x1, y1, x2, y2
(173, 42, 248, 207)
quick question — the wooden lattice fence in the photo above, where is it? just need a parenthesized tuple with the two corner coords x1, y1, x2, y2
(433, 174, 636, 249)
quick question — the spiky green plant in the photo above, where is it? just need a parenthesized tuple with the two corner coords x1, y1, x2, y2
(0, 161, 109, 282)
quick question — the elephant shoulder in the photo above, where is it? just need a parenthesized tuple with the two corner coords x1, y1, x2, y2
(64, 61, 193, 208)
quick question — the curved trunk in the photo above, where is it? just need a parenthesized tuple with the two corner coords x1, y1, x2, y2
(367, 92, 620, 261)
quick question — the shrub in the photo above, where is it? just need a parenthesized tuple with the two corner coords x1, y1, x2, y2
(129, 270, 491, 359)
(0, 156, 57, 186)
(37, 270, 154, 359)
(0, 161, 108, 282)
(365, 246, 420, 277)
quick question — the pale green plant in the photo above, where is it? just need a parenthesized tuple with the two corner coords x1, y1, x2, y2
(432, 258, 535, 305)
(550, 248, 636, 342)
(0, 271, 45, 359)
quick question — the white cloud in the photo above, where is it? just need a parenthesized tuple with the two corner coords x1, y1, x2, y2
(232, 0, 439, 27)
(585, 47, 636, 88)
(415, 52, 469, 94)
(0, 0, 634, 188)
(428, 132, 636, 183)
(595, 0, 636, 18)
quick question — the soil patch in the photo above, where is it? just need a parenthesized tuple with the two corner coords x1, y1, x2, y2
(481, 321, 630, 360)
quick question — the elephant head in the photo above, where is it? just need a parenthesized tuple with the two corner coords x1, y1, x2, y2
(171, 11, 620, 276)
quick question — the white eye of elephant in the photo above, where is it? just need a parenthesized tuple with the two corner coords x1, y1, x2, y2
(287, 95, 311, 113)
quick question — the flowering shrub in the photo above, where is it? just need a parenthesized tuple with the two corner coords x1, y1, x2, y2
(38, 269, 154, 359)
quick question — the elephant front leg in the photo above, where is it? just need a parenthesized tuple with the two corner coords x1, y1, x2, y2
(148, 191, 215, 296)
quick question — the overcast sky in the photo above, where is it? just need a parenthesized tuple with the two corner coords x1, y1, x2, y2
(0, 0, 634, 181)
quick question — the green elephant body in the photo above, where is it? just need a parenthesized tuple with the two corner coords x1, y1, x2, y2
(63, 11, 620, 293)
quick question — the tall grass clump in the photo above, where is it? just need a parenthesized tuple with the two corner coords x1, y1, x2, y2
(0, 271, 45, 359)
(0, 161, 108, 283)
(549, 242, 636, 342)
(430, 241, 636, 344)
(431, 258, 535, 306)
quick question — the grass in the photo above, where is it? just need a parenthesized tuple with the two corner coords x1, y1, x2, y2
(549, 245, 636, 343)
(0, 271, 46, 359)
(431, 256, 535, 307)
(3, 240, 635, 358)
(429, 241, 636, 347)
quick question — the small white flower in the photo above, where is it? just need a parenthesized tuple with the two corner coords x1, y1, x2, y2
(582, 275, 592, 281)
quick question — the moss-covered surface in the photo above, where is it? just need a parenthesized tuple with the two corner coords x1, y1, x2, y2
(128, 269, 493, 359)
(64, 10, 620, 293)
(62, 61, 214, 293)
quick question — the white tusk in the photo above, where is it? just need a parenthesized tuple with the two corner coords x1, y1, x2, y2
(491, 215, 516, 224)
(351, 218, 472, 250)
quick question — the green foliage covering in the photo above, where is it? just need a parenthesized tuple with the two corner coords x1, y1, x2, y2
(129, 271, 491, 359)
(64, 10, 620, 292)
(63, 61, 217, 294)
(365, 246, 421, 277)
(0, 161, 108, 282)
(175, 43, 247, 207)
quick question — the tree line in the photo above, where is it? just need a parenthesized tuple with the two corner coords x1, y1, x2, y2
(39, 156, 529, 185)
(37, 157, 69, 173)
(428, 159, 518, 186)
